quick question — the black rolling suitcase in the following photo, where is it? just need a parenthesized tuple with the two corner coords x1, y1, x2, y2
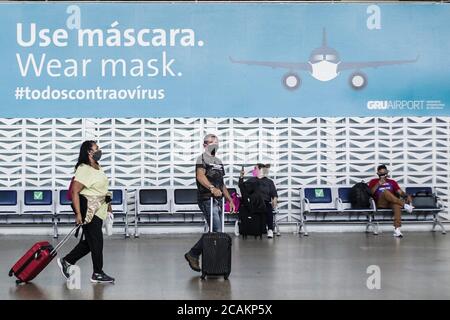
(238, 204, 266, 239)
(201, 197, 232, 280)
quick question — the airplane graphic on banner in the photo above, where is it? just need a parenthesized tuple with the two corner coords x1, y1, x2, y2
(230, 29, 419, 90)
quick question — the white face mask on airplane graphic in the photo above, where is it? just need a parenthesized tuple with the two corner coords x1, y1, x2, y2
(310, 60, 339, 82)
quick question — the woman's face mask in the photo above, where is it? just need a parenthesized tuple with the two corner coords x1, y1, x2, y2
(91, 149, 102, 162)
(252, 167, 261, 177)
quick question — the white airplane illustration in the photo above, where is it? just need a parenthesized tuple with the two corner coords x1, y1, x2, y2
(229, 29, 419, 90)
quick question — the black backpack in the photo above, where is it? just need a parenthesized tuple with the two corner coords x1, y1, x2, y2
(248, 189, 267, 214)
(349, 182, 372, 209)
(239, 179, 266, 214)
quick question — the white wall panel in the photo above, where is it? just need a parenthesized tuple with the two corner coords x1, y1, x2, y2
(0, 117, 448, 220)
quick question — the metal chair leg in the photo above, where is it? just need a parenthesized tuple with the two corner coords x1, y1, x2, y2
(298, 212, 309, 236)
(374, 222, 380, 235)
(298, 222, 309, 236)
(125, 212, 130, 238)
(134, 194, 139, 238)
(134, 214, 139, 238)
(53, 218, 58, 239)
(434, 216, 446, 234)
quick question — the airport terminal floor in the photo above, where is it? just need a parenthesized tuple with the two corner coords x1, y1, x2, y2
(2, 232, 450, 300)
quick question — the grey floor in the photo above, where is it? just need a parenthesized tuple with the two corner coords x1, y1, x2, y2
(2, 232, 450, 300)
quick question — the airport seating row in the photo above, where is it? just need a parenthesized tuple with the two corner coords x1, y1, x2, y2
(0, 185, 445, 238)
(0, 187, 241, 238)
(298, 185, 446, 235)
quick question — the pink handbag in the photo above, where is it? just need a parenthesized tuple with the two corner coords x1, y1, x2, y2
(225, 192, 241, 213)
(66, 177, 75, 201)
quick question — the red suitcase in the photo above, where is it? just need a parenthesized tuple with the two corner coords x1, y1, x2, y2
(9, 225, 80, 285)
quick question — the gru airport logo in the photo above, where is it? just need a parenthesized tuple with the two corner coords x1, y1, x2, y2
(367, 100, 426, 110)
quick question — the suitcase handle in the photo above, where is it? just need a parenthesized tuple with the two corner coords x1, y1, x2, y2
(210, 197, 225, 233)
(50, 225, 81, 256)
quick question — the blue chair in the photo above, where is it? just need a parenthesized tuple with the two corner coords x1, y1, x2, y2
(0, 190, 19, 215)
(135, 188, 171, 238)
(298, 187, 336, 236)
(24, 190, 52, 206)
(174, 189, 198, 206)
(22, 189, 56, 238)
(304, 187, 333, 205)
(338, 187, 352, 204)
(109, 188, 129, 238)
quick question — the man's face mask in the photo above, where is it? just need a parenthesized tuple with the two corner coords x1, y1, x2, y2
(377, 171, 388, 178)
(206, 143, 219, 156)
(91, 149, 102, 162)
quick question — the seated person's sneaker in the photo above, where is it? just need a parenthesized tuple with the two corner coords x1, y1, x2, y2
(267, 229, 274, 238)
(393, 227, 403, 238)
(91, 272, 115, 284)
(57, 258, 71, 280)
(403, 203, 414, 213)
(234, 222, 240, 237)
(184, 252, 201, 272)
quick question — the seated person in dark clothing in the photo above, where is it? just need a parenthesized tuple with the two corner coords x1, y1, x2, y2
(239, 163, 278, 238)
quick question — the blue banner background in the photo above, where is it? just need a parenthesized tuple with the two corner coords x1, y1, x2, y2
(0, 3, 449, 117)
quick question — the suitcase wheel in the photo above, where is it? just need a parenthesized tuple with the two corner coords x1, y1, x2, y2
(8, 269, 14, 277)
(224, 274, 229, 280)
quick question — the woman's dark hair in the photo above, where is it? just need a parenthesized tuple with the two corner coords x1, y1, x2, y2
(377, 164, 387, 172)
(256, 163, 270, 169)
(75, 140, 97, 171)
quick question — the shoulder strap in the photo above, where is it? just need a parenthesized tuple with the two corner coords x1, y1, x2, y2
(201, 154, 210, 168)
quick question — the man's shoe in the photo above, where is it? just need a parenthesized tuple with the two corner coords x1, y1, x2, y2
(90, 272, 115, 284)
(184, 252, 201, 272)
(57, 258, 71, 280)
(267, 229, 274, 238)
(393, 227, 403, 238)
(403, 203, 414, 213)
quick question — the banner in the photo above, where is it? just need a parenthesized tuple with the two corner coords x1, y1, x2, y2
(1, 2, 449, 117)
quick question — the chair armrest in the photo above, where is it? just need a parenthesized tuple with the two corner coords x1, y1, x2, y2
(335, 198, 343, 212)
(302, 198, 311, 213)
(370, 198, 377, 212)
(436, 197, 444, 209)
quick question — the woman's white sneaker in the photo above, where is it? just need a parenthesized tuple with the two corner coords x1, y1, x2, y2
(267, 229, 274, 238)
